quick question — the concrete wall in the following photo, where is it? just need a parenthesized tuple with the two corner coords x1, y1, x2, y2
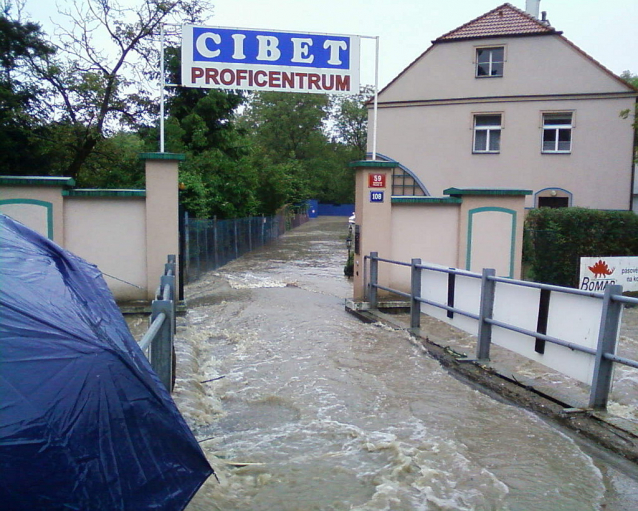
(389, 203, 460, 293)
(0, 153, 182, 302)
(0, 179, 72, 243)
(64, 197, 147, 301)
(351, 161, 529, 300)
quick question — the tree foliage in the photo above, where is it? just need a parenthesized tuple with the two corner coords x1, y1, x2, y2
(238, 88, 371, 208)
(330, 85, 372, 160)
(0, 0, 373, 218)
(524, 207, 638, 287)
(24, 0, 213, 181)
(242, 91, 331, 163)
(0, 3, 55, 174)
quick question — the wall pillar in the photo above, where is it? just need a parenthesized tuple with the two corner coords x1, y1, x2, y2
(350, 160, 397, 301)
(141, 153, 184, 300)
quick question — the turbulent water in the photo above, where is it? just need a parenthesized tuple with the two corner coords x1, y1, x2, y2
(168, 217, 638, 510)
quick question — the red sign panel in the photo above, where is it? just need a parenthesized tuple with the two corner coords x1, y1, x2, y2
(368, 173, 386, 188)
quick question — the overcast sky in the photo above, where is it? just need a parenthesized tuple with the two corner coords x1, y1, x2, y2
(23, 0, 638, 89)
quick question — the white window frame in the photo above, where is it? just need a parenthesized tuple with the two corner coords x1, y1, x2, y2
(475, 46, 505, 78)
(473, 114, 502, 154)
(542, 112, 574, 153)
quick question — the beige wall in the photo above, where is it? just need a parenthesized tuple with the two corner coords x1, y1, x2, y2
(381, 35, 630, 103)
(372, 97, 635, 210)
(389, 203, 460, 291)
(0, 186, 66, 243)
(456, 195, 526, 279)
(373, 35, 637, 211)
(64, 197, 147, 301)
(1, 154, 181, 302)
(351, 163, 528, 300)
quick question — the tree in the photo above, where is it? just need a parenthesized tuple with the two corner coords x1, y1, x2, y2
(0, 2, 55, 174)
(242, 91, 331, 163)
(330, 85, 373, 160)
(162, 46, 247, 158)
(26, 0, 213, 181)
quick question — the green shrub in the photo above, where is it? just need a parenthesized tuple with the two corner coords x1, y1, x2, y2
(524, 208, 638, 287)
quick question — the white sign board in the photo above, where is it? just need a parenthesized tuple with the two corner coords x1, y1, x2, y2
(579, 256, 637, 292)
(181, 25, 360, 95)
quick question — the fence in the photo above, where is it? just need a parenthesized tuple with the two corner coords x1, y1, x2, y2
(139, 255, 176, 392)
(365, 251, 638, 410)
(184, 207, 309, 284)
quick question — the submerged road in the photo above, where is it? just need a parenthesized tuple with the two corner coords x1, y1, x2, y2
(172, 217, 638, 510)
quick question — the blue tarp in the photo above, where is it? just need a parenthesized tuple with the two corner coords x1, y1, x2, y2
(0, 214, 213, 510)
(317, 203, 354, 217)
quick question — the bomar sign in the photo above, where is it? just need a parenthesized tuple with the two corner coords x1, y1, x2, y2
(181, 25, 360, 94)
(579, 256, 638, 292)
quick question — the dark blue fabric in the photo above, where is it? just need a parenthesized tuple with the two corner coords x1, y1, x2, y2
(0, 214, 213, 510)
(317, 203, 354, 217)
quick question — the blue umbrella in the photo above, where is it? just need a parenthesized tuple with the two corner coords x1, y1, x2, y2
(0, 214, 213, 510)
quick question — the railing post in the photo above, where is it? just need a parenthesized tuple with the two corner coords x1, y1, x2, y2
(476, 268, 496, 361)
(195, 221, 201, 280)
(248, 217, 253, 252)
(213, 216, 219, 270)
(160, 270, 176, 335)
(204, 219, 210, 271)
(369, 252, 379, 309)
(589, 284, 623, 410)
(410, 258, 422, 330)
(183, 211, 190, 286)
(165, 254, 176, 276)
(234, 219, 239, 258)
(150, 297, 174, 392)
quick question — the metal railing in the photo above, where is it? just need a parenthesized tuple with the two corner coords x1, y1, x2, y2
(139, 255, 176, 392)
(184, 207, 309, 284)
(365, 251, 638, 410)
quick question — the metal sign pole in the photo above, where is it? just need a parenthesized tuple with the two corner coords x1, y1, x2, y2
(160, 24, 165, 153)
(372, 35, 379, 161)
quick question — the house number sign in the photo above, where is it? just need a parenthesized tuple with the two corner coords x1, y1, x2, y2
(370, 191, 384, 203)
(368, 173, 386, 188)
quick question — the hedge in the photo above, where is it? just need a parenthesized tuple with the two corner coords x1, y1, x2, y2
(524, 207, 638, 287)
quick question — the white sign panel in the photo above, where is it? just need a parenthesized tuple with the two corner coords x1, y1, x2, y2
(181, 25, 360, 95)
(579, 256, 638, 292)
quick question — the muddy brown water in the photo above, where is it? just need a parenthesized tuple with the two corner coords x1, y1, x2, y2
(135, 217, 638, 510)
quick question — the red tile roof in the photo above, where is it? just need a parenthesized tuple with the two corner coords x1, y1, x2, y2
(435, 2, 559, 42)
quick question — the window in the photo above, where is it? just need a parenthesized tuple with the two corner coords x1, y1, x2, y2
(391, 166, 427, 196)
(538, 196, 569, 208)
(473, 114, 502, 153)
(542, 113, 573, 153)
(476, 47, 504, 77)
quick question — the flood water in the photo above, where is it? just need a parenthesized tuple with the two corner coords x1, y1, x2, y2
(172, 217, 638, 510)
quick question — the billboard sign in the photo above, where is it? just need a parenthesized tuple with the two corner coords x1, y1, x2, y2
(181, 25, 360, 94)
(579, 256, 638, 292)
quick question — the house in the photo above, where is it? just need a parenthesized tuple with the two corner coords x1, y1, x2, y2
(370, 2, 637, 210)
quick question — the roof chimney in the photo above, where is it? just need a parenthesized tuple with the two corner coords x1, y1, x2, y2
(525, 0, 541, 19)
